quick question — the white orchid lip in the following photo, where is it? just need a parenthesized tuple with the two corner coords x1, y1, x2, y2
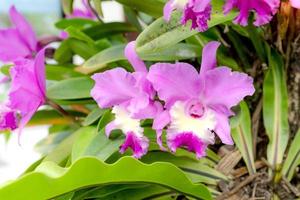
(168, 101, 216, 144)
(171, 0, 189, 10)
(112, 106, 143, 136)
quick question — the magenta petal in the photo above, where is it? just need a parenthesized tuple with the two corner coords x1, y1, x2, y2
(203, 67, 255, 111)
(167, 132, 208, 159)
(124, 41, 147, 73)
(0, 29, 31, 62)
(291, 0, 300, 8)
(91, 68, 149, 110)
(153, 110, 171, 150)
(200, 41, 220, 75)
(148, 62, 201, 108)
(164, 0, 175, 21)
(214, 111, 233, 145)
(0, 106, 18, 131)
(9, 6, 37, 52)
(119, 132, 149, 159)
(34, 48, 46, 97)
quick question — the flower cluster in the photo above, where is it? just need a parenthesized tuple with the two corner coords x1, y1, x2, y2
(91, 41, 255, 158)
(0, 7, 46, 135)
(164, 0, 300, 32)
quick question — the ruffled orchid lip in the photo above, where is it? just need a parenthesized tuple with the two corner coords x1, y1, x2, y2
(119, 131, 149, 159)
(167, 132, 208, 158)
(185, 99, 205, 119)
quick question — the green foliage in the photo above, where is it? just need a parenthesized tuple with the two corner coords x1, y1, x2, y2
(263, 48, 289, 176)
(231, 102, 256, 175)
(0, 157, 212, 200)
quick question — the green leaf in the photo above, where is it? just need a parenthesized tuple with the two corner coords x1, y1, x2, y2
(83, 22, 137, 40)
(47, 77, 94, 100)
(54, 40, 73, 64)
(46, 65, 84, 81)
(231, 102, 256, 175)
(0, 157, 212, 200)
(115, 0, 164, 18)
(263, 48, 289, 175)
(61, 0, 74, 15)
(72, 128, 123, 162)
(65, 26, 94, 45)
(68, 38, 99, 59)
(42, 127, 92, 165)
(81, 44, 126, 74)
(28, 110, 75, 126)
(282, 129, 300, 181)
(55, 18, 98, 30)
(136, 1, 236, 55)
(82, 108, 106, 126)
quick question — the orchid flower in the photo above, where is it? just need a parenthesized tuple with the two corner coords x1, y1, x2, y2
(67, 0, 95, 19)
(164, 0, 212, 32)
(223, 0, 280, 26)
(148, 41, 255, 158)
(0, 6, 38, 62)
(291, 0, 300, 8)
(0, 105, 18, 132)
(0, 48, 47, 133)
(91, 42, 162, 158)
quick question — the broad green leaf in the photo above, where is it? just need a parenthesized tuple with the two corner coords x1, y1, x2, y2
(124, 6, 143, 32)
(82, 43, 203, 73)
(81, 44, 126, 74)
(136, 1, 236, 54)
(231, 102, 256, 175)
(42, 127, 92, 165)
(142, 151, 228, 185)
(115, 0, 164, 18)
(282, 129, 300, 181)
(263, 48, 289, 175)
(54, 40, 73, 64)
(65, 26, 94, 45)
(61, 0, 73, 15)
(82, 108, 106, 126)
(0, 157, 212, 200)
(47, 77, 94, 100)
(55, 18, 98, 30)
(28, 110, 76, 126)
(72, 128, 123, 162)
(68, 38, 99, 59)
(46, 65, 84, 81)
(83, 22, 137, 40)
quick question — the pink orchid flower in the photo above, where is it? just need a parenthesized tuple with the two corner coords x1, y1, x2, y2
(67, 0, 96, 19)
(0, 105, 18, 132)
(0, 6, 38, 62)
(223, 0, 280, 26)
(91, 42, 162, 158)
(0, 48, 46, 133)
(291, 0, 300, 8)
(164, 0, 212, 32)
(148, 42, 255, 158)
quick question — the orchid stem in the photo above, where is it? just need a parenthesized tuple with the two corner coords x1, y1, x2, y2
(47, 100, 77, 124)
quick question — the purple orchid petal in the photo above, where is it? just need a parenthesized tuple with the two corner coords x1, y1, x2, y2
(291, 0, 300, 8)
(153, 110, 171, 150)
(8, 49, 46, 131)
(181, 0, 212, 32)
(223, 0, 279, 26)
(120, 131, 149, 159)
(0, 29, 31, 62)
(67, 0, 95, 19)
(167, 132, 208, 158)
(105, 120, 117, 137)
(91, 68, 150, 112)
(148, 62, 201, 108)
(203, 66, 255, 112)
(9, 6, 37, 52)
(200, 41, 220, 76)
(214, 111, 233, 145)
(0, 105, 18, 131)
(124, 41, 147, 73)
(163, 0, 175, 21)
